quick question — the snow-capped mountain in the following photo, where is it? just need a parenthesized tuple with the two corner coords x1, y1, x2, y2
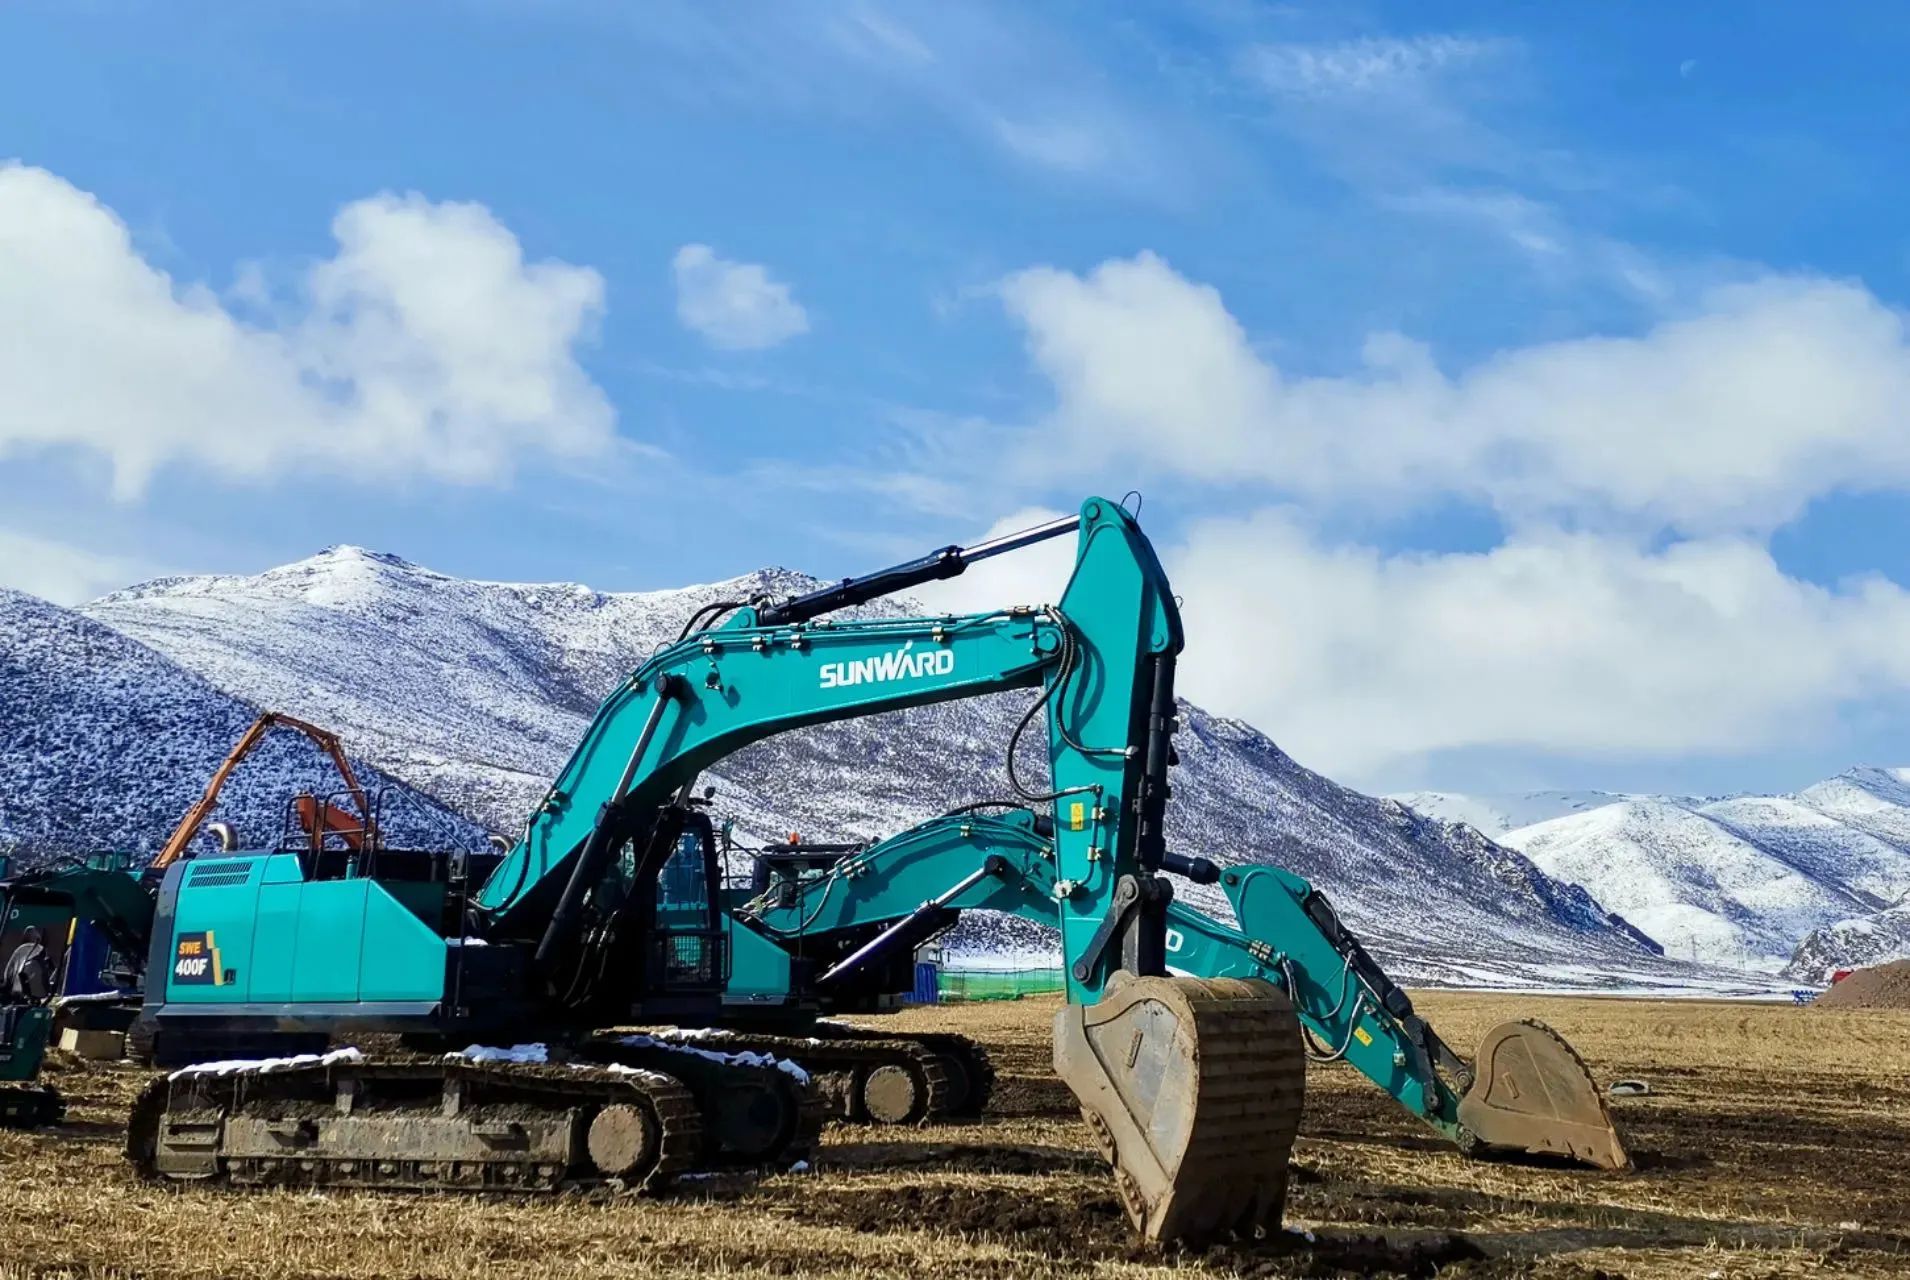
(1791, 768, 1910, 851)
(1506, 801, 1875, 969)
(66, 546, 1711, 988)
(1382, 787, 1741, 836)
(0, 588, 484, 860)
(1398, 775, 1910, 972)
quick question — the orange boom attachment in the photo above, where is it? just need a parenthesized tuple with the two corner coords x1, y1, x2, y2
(150, 712, 377, 870)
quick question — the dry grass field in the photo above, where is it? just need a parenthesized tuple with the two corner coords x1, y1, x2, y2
(3, 991, 1907, 1279)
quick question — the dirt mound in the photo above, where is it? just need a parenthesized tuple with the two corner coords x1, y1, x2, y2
(1816, 958, 1910, 1008)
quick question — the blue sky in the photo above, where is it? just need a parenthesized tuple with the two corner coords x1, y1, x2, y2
(6, 2, 1910, 798)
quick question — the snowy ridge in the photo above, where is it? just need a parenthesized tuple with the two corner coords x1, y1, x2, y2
(1399, 773, 1910, 973)
(1385, 789, 1680, 837)
(45, 547, 1745, 988)
(0, 588, 485, 859)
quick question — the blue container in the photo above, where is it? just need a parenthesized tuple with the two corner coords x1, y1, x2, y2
(910, 961, 940, 1005)
(61, 920, 112, 995)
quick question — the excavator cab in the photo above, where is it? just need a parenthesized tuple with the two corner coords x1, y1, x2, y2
(645, 809, 727, 998)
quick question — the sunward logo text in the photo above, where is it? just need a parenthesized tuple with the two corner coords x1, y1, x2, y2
(819, 641, 954, 689)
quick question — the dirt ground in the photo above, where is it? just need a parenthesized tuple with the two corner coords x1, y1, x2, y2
(2, 991, 1907, 1279)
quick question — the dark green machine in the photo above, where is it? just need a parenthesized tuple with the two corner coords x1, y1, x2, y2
(0, 852, 153, 1125)
(0, 1003, 57, 1125)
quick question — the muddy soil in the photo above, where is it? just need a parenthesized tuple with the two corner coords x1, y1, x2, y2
(2, 991, 1908, 1278)
(1816, 958, 1910, 1008)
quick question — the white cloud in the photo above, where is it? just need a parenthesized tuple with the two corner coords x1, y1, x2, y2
(1236, 29, 1648, 291)
(671, 244, 810, 351)
(829, 8, 936, 68)
(971, 247, 1910, 781)
(901, 500, 1910, 783)
(620, 6, 1183, 191)
(1171, 512, 1910, 781)
(0, 165, 613, 499)
(0, 529, 148, 605)
(1383, 187, 1680, 301)
(1243, 34, 1506, 100)
(999, 251, 1910, 535)
(1238, 33, 1520, 182)
(1383, 188, 1566, 259)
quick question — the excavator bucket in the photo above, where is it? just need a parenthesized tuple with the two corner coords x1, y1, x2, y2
(1054, 974, 1306, 1246)
(1456, 1019, 1629, 1171)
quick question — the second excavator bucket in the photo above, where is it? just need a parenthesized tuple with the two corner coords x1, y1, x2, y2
(1054, 974, 1306, 1246)
(1456, 1019, 1630, 1171)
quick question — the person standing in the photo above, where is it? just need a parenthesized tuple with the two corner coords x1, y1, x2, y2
(4, 926, 54, 1003)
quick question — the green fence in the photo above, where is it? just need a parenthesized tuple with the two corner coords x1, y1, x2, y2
(936, 966, 1066, 1002)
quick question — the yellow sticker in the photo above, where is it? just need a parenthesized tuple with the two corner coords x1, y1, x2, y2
(1069, 802, 1086, 831)
(1352, 1026, 1373, 1047)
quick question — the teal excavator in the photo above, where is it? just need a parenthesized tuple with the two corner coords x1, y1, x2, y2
(129, 496, 1625, 1244)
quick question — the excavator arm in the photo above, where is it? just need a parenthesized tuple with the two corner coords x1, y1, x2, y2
(736, 808, 1628, 1171)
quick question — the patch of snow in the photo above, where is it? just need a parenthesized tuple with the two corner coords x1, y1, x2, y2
(1506, 796, 1910, 969)
(171, 1047, 365, 1081)
(450, 1043, 548, 1064)
(619, 1033, 811, 1085)
(1785, 899, 1910, 982)
(1387, 789, 1679, 837)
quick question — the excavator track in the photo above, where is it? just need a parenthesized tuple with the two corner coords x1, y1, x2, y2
(128, 1055, 703, 1193)
(124, 1042, 821, 1194)
(628, 1024, 994, 1125)
(0, 1082, 64, 1128)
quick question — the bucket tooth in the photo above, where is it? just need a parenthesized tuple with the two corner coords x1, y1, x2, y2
(1054, 974, 1305, 1246)
(1456, 1018, 1629, 1171)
